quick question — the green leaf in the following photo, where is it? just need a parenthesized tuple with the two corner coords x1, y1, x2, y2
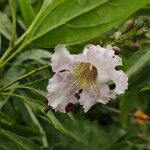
(18, 0, 36, 27)
(15, 49, 51, 64)
(14, 100, 48, 147)
(46, 112, 82, 142)
(0, 144, 9, 150)
(47, 112, 68, 134)
(0, 96, 8, 109)
(140, 86, 150, 92)
(16, 0, 108, 47)
(2, 92, 82, 143)
(2, 49, 50, 84)
(2, 121, 42, 138)
(102, 142, 132, 150)
(134, 143, 150, 149)
(20, 0, 149, 48)
(30, 17, 124, 48)
(0, 92, 45, 113)
(0, 33, 1, 50)
(0, 130, 42, 150)
(0, 12, 12, 40)
(27, 0, 108, 39)
(15, 85, 47, 98)
(0, 111, 41, 137)
(0, 111, 13, 125)
(119, 92, 138, 128)
(67, 0, 148, 28)
(0, 88, 16, 109)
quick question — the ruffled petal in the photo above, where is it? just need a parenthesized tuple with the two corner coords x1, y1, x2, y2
(106, 45, 122, 66)
(79, 83, 116, 112)
(51, 44, 73, 73)
(82, 45, 127, 92)
(47, 71, 78, 113)
(81, 45, 112, 81)
(112, 70, 128, 94)
(97, 83, 116, 103)
(79, 89, 97, 112)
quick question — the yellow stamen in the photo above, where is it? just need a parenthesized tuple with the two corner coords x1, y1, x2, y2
(73, 62, 98, 89)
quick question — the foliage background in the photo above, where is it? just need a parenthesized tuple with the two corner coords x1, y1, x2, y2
(0, 0, 150, 149)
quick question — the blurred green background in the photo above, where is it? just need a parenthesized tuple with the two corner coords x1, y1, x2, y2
(0, 0, 150, 149)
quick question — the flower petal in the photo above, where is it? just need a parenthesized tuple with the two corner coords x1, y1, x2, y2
(112, 70, 128, 94)
(82, 45, 126, 90)
(47, 71, 78, 113)
(79, 83, 116, 112)
(82, 45, 117, 81)
(51, 44, 72, 73)
(79, 89, 96, 112)
(97, 83, 116, 103)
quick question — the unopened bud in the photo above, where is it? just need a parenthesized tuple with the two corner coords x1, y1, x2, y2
(113, 31, 121, 40)
(134, 110, 149, 125)
(121, 19, 135, 34)
(129, 42, 140, 52)
(134, 19, 144, 30)
(112, 46, 121, 55)
(145, 32, 150, 38)
(136, 28, 147, 37)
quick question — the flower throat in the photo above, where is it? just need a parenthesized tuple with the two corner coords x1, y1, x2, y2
(73, 62, 98, 89)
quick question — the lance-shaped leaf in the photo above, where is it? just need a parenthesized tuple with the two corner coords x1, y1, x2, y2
(20, 0, 150, 48)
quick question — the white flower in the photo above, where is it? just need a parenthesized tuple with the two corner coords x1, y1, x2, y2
(47, 44, 128, 113)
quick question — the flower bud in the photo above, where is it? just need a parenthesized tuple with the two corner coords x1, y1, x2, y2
(134, 110, 149, 125)
(129, 42, 140, 52)
(136, 28, 147, 37)
(112, 46, 121, 55)
(113, 31, 121, 40)
(121, 19, 135, 34)
(134, 19, 144, 30)
(145, 32, 150, 38)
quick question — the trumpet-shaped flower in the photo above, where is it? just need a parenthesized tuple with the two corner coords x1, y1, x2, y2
(47, 44, 128, 113)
